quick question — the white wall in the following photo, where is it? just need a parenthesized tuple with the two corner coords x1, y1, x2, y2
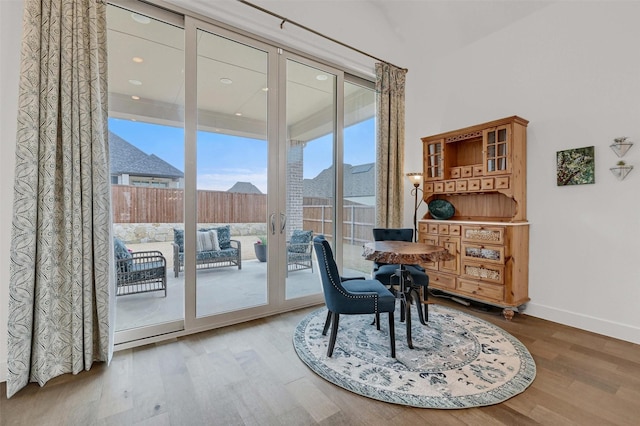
(2, 0, 639, 383)
(406, 1, 640, 344)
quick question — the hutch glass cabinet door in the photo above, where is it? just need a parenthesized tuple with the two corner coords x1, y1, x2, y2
(483, 125, 511, 174)
(424, 139, 444, 180)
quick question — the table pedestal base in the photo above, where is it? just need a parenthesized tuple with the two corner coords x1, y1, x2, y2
(390, 266, 428, 349)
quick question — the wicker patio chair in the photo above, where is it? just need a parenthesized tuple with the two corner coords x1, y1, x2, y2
(114, 237, 167, 297)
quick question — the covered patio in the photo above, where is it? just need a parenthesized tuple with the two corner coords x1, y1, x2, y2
(115, 237, 373, 331)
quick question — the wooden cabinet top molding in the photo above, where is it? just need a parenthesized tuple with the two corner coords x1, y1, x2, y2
(421, 116, 529, 143)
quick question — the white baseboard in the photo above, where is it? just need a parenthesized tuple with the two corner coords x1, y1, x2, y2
(525, 302, 640, 345)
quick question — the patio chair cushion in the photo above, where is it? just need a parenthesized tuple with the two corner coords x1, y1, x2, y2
(289, 230, 312, 253)
(114, 237, 133, 271)
(198, 225, 232, 250)
(174, 228, 185, 252)
(196, 230, 220, 253)
(178, 248, 239, 263)
(174, 225, 231, 251)
(125, 261, 165, 282)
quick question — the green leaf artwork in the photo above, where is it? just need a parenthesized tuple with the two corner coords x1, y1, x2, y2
(556, 146, 595, 186)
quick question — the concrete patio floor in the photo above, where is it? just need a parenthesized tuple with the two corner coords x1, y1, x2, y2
(115, 238, 373, 331)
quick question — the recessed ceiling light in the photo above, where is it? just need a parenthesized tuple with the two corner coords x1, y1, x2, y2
(220, 78, 233, 85)
(131, 13, 151, 24)
(235, 112, 242, 116)
(132, 57, 143, 63)
(316, 74, 328, 81)
(131, 95, 140, 100)
(128, 79, 142, 86)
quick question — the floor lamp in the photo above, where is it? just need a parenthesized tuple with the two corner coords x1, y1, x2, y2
(406, 172, 423, 242)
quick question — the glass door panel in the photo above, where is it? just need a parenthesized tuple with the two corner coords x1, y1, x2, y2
(107, 4, 186, 341)
(195, 28, 269, 317)
(484, 126, 510, 174)
(425, 141, 443, 180)
(342, 80, 376, 277)
(284, 59, 336, 300)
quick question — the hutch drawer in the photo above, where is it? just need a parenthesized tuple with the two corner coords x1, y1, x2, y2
(428, 271, 456, 290)
(462, 225, 505, 244)
(461, 243, 504, 264)
(457, 279, 504, 302)
(461, 261, 504, 284)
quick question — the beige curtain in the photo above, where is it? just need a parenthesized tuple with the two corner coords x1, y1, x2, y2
(375, 63, 407, 228)
(7, 0, 113, 398)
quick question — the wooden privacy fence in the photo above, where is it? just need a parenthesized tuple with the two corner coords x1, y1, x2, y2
(302, 204, 375, 244)
(112, 185, 267, 224)
(112, 185, 375, 241)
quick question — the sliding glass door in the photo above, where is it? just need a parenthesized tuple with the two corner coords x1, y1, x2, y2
(107, 0, 376, 345)
(283, 57, 339, 301)
(193, 27, 270, 318)
(342, 80, 376, 276)
(107, 3, 186, 342)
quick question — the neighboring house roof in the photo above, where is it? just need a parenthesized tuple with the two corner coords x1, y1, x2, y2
(304, 163, 375, 199)
(109, 131, 184, 179)
(227, 181, 263, 194)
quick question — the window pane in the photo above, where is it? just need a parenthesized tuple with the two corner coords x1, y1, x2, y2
(107, 5, 185, 332)
(342, 81, 376, 276)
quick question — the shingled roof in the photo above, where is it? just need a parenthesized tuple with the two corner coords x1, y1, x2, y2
(304, 163, 375, 198)
(227, 181, 263, 194)
(109, 131, 183, 179)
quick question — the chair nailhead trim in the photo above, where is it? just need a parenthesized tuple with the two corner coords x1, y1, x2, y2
(320, 244, 379, 314)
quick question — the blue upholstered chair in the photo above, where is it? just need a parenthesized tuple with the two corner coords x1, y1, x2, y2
(371, 228, 430, 323)
(313, 235, 396, 358)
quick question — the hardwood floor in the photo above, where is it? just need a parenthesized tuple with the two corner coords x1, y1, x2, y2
(2, 299, 639, 425)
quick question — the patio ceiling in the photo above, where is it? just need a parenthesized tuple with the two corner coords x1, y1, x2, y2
(107, 4, 373, 142)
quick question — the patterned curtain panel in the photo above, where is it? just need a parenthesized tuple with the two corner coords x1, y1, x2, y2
(375, 63, 408, 228)
(7, 0, 113, 398)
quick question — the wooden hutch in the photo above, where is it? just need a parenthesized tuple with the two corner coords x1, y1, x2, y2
(418, 116, 529, 319)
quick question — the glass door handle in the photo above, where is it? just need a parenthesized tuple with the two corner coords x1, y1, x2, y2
(270, 213, 276, 235)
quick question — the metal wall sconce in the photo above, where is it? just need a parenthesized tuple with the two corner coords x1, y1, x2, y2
(609, 137, 634, 180)
(609, 137, 634, 157)
(610, 162, 633, 180)
(406, 172, 423, 242)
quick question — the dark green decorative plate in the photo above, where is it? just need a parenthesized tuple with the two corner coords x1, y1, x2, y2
(428, 199, 455, 220)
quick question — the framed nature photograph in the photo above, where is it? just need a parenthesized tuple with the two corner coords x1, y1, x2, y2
(556, 146, 595, 186)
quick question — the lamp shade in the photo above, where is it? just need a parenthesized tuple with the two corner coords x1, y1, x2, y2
(406, 172, 423, 186)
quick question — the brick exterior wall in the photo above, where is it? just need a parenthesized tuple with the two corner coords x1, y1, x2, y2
(287, 140, 305, 238)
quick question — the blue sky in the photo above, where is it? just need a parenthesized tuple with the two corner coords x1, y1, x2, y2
(109, 118, 375, 193)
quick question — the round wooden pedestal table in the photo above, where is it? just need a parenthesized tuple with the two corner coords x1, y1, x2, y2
(363, 241, 453, 349)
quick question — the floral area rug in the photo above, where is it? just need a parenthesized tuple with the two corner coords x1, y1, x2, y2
(293, 304, 536, 409)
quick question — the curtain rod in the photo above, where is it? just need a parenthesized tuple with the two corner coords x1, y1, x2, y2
(237, 0, 407, 72)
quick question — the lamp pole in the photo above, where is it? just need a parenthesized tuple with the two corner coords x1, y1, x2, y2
(406, 173, 423, 242)
(412, 182, 420, 242)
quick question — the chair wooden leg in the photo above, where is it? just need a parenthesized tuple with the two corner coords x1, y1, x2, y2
(388, 312, 396, 358)
(327, 313, 340, 357)
(322, 311, 332, 336)
(375, 313, 381, 330)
